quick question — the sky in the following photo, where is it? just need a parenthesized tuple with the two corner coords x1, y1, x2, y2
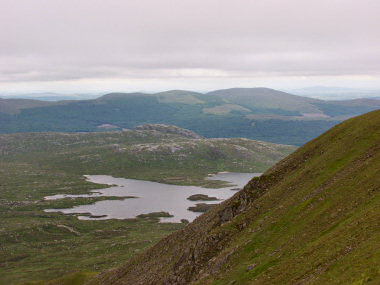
(1, 0, 380, 95)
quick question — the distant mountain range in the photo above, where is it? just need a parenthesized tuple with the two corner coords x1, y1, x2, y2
(0, 92, 100, 101)
(1, 88, 379, 145)
(289, 86, 380, 100)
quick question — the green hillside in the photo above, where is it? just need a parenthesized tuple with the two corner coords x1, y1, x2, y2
(206, 87, 321, 113)
(0, 98, 57, 115)
(1, 88, 379, 145)
(88, 110, 380, 284)
(0, 125, 294, 284)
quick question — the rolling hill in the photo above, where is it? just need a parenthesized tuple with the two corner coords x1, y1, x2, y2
(206, 87, 321, 113)
(0, 98, 56, 115)
(87, 110, 380, 284)
(1, 88, 379, 145)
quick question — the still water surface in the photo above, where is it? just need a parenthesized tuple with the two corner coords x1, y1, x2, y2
(44, 172, 260, 223)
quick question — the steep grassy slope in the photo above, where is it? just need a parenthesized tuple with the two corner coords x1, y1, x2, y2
(88, 110, 380, 284)
(0, 125, 294, 284)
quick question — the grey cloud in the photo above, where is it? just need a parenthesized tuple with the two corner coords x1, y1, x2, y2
(1, 0, 380, 84)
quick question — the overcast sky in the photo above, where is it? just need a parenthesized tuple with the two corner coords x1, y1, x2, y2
(1, 0, 380, 94)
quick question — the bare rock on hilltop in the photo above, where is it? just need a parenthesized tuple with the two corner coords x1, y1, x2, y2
(134, 124, 203, 139)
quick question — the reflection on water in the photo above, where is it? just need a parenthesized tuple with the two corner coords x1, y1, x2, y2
(44, 172, 261, 223)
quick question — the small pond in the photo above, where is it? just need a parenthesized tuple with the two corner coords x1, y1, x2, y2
(44, 172, 261, 223)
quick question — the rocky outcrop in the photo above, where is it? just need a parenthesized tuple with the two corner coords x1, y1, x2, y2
(133, 124, 203, 139)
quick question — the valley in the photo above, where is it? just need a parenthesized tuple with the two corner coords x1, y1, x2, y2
(0, 125, 294, 284)
(0, 95, 378, 284)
